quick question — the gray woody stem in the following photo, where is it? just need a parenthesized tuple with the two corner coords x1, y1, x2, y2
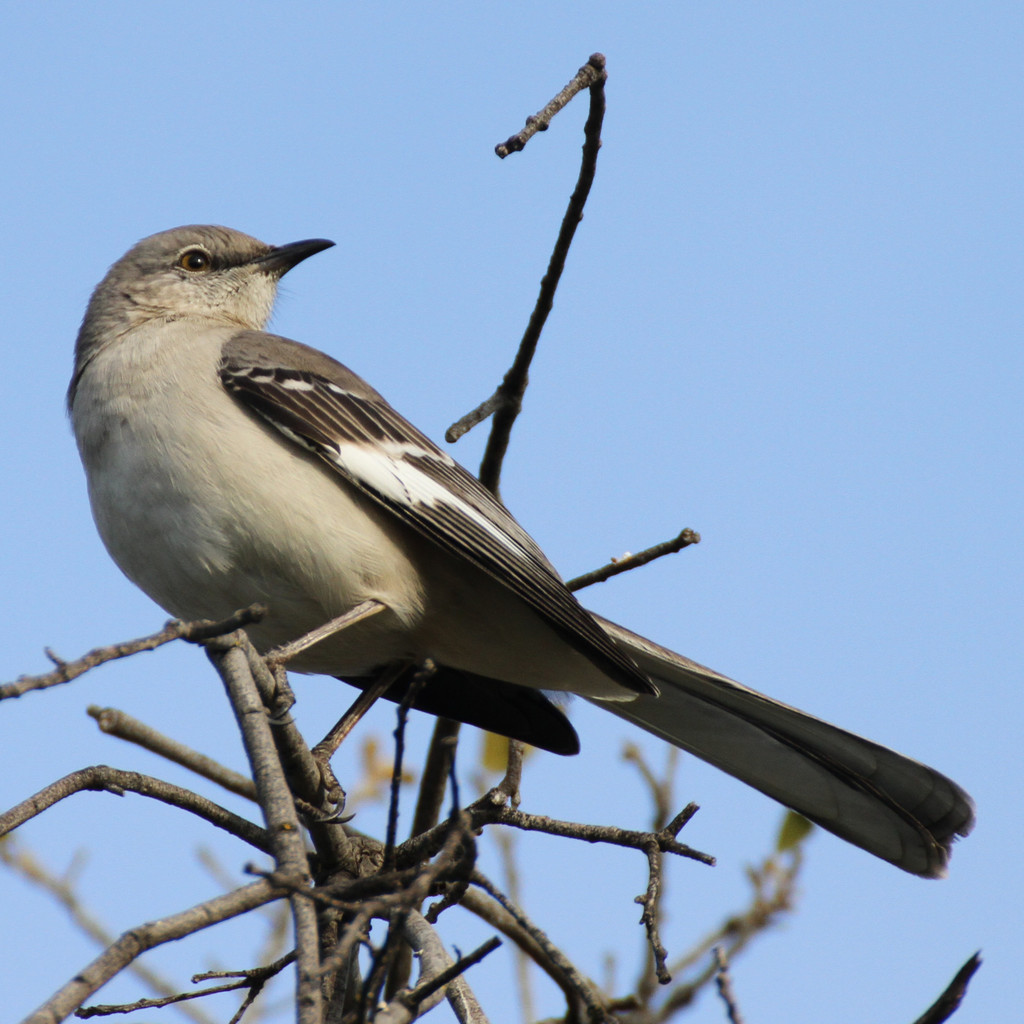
(205, 633, 323, 1024)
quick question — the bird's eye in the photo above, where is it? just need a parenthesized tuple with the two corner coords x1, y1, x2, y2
(177, 249, 212, 272)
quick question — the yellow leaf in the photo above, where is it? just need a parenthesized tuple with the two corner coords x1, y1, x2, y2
(776, 810, 814, 852)
(481, 732, 510, 773)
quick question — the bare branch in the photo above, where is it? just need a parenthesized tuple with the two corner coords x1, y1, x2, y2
(22, 878, 283, 1024)
(385, 716, 460, 1000)
(1, 605, 265, 700)
(373, 918, 497, 1024)
(0, 765, 271, 853)
(459, 887, 578, 1006)
(384, 661, 436, 870)
(488, 805, 712, 866)
(494, 53, 607, 158)
(491, 826, 535, 1022)
(0, 838, 217, 1024)
(447, 54, 609, 499)
(411, 718, 461, 838)
(228, 631, 362, 875)
(492, 739, 525, 809)
(656, 842, 803, 1019)
(566, 529, 701, 592)
(713, 947, 745, 1024)
(406, 934, 500, 1020)
(471, 871, 609, 1023)
(398, 788, 711, 874)
(637, 842, 671, 986)
(444, 391, 503, 447)
(76, 959, 289, 1021)
(205, 636, 321, 1024)
(88, 705, 257, 802)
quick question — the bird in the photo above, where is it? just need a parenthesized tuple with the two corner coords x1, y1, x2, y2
(68, 225, 975, 877)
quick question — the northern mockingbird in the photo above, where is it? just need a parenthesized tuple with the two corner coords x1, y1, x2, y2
(69, 225, 974, 877)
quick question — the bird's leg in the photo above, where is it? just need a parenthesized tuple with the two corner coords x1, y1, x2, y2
(262, 599, 387, 721)
(311, 663, 407, 810)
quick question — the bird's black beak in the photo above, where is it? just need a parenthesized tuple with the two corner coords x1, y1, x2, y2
(256, 238, 335, 277)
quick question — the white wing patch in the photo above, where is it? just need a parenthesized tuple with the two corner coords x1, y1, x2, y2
(331, 441, 524, 556)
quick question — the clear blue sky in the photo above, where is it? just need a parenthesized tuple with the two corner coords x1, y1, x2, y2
(2, 4, 1020, 1022)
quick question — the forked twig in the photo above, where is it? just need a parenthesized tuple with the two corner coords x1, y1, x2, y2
(447, 54, 609, 498)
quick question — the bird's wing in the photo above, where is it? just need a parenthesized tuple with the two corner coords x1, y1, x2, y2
(219, 331, 653, 694)
(589, 614, 976, 877)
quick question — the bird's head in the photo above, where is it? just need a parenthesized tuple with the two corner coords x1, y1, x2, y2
(72, 225, 334, 389)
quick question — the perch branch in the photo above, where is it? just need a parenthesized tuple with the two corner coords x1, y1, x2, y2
(1, 605, 265, 700)
(205, 635, 321, 1024)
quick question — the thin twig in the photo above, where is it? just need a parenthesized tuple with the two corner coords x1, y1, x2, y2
(656, 843, 802, 1019)
(397, 792, 712, 873)
(472, 871, 610, 1023)
(375, 916, 496, 1024)
(637, 842, 671, 985)
(386, 716, 461, 999)
(407, 935, 501, 1010)
(446, 54, 609, 500)
(384, 660, 436, 870)
(566, 528, 701, 592)
(411, 718, 461, 839)
(0, 838, 217, 1024)
(477, 56, 606, 494)
(312, 815, 475, 980)
(0, 765, 271, 852)
(493, 739, 525, 808)
(1, 605, 265, 700)
(77, 970, 270, 1019)
(626, 758, 692, 992)
(493, 53, 607, 158)
(457, 888, 573, 999)
(713, 947, 745, 1024)
(88, 705, 258, 801)
(492, 826, 535, 1022)
(487, 806, 711, 865)
(22, 879, 284, 1023)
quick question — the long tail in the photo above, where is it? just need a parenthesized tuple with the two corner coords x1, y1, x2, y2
(589, 615, 975, 877)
